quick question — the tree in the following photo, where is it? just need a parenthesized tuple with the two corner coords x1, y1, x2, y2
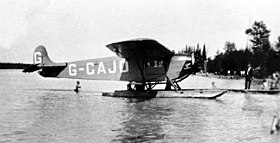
(202, 44, 207, 61)
(224, 41, 236, 53)
(208, 52, 224, 74)
(276, 36, 280, 51)
(245, 21, 270, 53)
(245, 21, 272, 77)
(195, 44, 201, 56)
(184, 45, 194, 54)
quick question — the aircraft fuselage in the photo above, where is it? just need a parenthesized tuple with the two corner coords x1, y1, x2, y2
(39, 55, 192, 83)
(25, 39, 196, 88)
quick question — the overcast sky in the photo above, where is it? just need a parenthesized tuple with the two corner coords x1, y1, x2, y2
(1, 0, 280, 63)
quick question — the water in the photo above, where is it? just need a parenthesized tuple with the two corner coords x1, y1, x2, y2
(0, 70, 280, 142)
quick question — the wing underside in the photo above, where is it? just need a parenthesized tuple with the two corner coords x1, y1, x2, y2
(106, 39, 173, 59)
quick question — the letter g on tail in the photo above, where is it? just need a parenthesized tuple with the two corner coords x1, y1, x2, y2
(34, 52, 42, 64)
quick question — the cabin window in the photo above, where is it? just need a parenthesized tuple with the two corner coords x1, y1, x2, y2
(145, 60, 164, 68)
(146, 62, 150, 67)
(154, 61, 158, 67)
(158, 61, 163, 67)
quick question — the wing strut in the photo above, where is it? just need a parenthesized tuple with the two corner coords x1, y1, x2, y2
(165, 76, 181, 91)
(135, 54, 146, 91)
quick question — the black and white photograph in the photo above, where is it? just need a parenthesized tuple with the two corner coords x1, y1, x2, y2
(1, 0, 280, 142)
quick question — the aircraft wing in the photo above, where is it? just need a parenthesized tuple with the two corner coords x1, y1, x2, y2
(106, 39, 174, 59)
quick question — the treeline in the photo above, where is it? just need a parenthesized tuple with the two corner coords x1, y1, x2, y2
(179, 43, 207, 73)
(0, 63, 31, 69)
(180, 21, 280, 78)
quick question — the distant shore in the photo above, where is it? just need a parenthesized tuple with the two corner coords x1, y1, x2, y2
(196, 72, 243, 79)
(0, 63, 31, 69)
(195, 73, 280, 90)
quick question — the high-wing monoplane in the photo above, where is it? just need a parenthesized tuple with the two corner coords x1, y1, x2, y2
(23, 39, 201, 91)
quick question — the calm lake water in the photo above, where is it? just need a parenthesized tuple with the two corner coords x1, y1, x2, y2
(1, 70, 280, 143)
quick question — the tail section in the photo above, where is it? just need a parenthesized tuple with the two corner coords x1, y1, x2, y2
(23, 46, 66, 75)
(33, 45, 55, 65)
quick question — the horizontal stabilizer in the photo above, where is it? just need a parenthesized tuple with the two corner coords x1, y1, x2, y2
(22, 63, 67, 73)
(22, 64, 41, 73)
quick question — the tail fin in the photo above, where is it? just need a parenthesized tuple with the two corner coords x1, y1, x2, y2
(23, 45, 66, 73)
(33, 45, 55, 65)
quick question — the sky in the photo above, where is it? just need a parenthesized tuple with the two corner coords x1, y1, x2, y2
(0, 0, 280, 63)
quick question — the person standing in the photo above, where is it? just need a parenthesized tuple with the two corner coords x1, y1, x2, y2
(245, 64, 253, 89)
(74, 81, 81, 93)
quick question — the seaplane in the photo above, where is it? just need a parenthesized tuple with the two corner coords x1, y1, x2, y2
(23, 39, 227, 98)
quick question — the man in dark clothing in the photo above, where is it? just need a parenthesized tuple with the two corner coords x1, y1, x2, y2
(245, 64, 253, 89)
(74, 81, 81, 93)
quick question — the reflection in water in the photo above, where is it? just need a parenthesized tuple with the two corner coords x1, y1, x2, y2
(23, 91, 95, 142)
(112, 98, 212, 142)
(35, 94, 71, 138)
(112, 98, 169, 142)
(28, 92, 74, 141)
(242, 94, 264, 117)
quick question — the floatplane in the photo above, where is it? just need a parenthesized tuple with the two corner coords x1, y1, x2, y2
(23, 39, 227, 99)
